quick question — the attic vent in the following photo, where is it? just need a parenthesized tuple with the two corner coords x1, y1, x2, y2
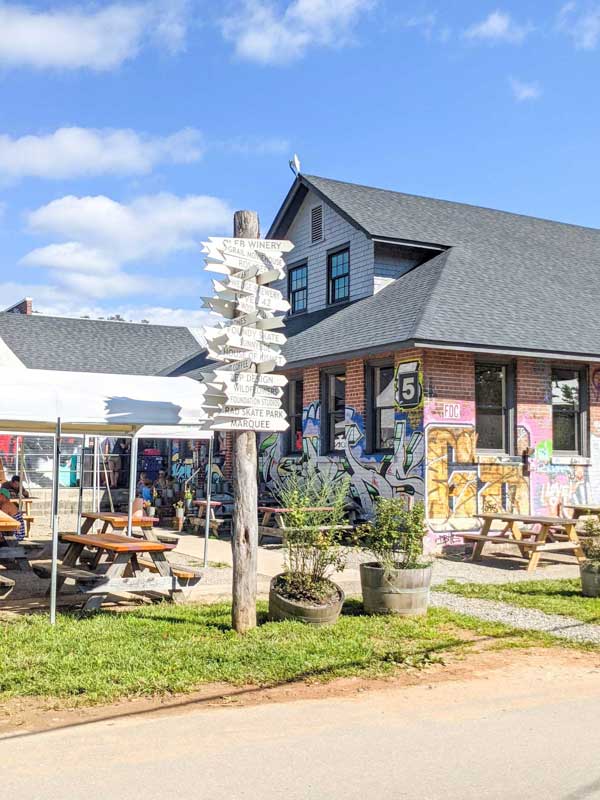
(311, 205, 323, 243)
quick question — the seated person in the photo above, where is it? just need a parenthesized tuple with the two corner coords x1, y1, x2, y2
(154, 470, 168, 493)
(136, 471, 148, 495)
(140, 480, 153, 504)
(1, 475, 29, 499)
(0, 489, 25, 540)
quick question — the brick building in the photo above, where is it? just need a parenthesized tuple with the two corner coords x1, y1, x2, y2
(257, 174, 600, 547)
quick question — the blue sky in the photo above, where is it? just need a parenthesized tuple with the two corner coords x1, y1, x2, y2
(0, 0, 599, 326)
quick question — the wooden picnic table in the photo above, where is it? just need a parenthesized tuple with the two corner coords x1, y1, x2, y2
(466, 512, 585, 572)
(257, 506, 352, 545)
(192, 499, 222, 520)
(562, 504, 600, 519)
(81, 511, 156, 536)
(32, 532, 186, 612)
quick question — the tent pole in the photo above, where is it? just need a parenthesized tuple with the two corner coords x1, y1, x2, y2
(127, 435, 139, 538)
(203, 436, 214, 568)
(75, 435, 86, 535)
(92, 437, 98, 514)
(49, 418, 61, 625)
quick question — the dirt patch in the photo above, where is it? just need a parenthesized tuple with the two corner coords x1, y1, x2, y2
(2, 645, 599, 738)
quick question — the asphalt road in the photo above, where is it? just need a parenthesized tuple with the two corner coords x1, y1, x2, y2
(3, 657, 600, 800)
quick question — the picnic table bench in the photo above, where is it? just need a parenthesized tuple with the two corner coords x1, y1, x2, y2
(465, 512, 585, 572)
(33, 532, 198, 611)
(562, 504, 600, 520)
(257, 506, 353, 545)
(81, 511, 156, 536)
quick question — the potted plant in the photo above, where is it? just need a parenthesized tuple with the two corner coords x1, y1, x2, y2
(578, 517, 600, 597)
(143, 499, 156, 517)
(357, 498, 432, 616)
(268, 470, 350, 626)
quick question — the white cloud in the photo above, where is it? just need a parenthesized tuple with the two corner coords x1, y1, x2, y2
(0, 2, 188, 70)
(0, 127, 203, 182)
(21, 242, 119, 273)
(509, 77, 542, 102)
(401, 12, 437, 39)
(24, 192, 232, 267)
(558, 2, 600, 49)
(464, 10, 532, 43)
(0, 279, 211, 325)
(215, 136, 290, 155)
(20, 191, 232, 300)
(221, 0, 375, 65)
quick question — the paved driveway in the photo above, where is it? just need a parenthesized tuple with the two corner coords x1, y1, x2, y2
(4, 654, 600, 800)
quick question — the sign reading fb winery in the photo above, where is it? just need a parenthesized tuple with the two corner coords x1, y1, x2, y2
(201, 236, 292, 433)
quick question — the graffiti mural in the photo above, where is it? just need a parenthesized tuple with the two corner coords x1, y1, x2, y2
(426, 424, 529, 538)
(259, 400, 425, 516)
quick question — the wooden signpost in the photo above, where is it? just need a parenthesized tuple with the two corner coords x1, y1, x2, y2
(201, 211, 292, 633)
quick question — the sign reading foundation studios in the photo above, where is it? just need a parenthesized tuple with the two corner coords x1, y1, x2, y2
(201, 237, 292, 433)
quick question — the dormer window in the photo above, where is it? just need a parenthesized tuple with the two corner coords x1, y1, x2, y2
(311, 205, 323, 243)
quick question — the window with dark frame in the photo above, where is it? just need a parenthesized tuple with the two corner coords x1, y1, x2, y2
(475, 363, 508, 452)
(326, 371, 346, 453)
(370, 364, 395, 452)
(327, 248, 350, 305)
(552, 368, 582, 454)
(288, 264, 308, 315)
(286, 379, 304, 455)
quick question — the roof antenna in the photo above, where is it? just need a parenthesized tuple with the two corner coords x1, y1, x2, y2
(289, 153, 301, 176)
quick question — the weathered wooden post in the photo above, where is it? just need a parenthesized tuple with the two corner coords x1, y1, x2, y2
(231, 210, 260, 633)
(200, 215, 292, 634)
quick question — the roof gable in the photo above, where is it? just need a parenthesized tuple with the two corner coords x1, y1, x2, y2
(274, 174, 600, 362)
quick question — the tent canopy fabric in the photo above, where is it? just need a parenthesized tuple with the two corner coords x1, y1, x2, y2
(0, 367, 211, 436)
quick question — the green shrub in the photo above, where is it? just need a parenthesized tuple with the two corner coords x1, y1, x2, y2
(580, 517, 600, 561)
(356, 498, 429, 571)
(275, 468, 350, 603)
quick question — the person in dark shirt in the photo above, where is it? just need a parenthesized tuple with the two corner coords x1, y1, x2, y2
(1, 475, 29, 499)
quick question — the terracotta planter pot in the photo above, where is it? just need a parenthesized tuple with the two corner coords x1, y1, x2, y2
(268, 575, 345, 625)
(360, 562, 432, 616)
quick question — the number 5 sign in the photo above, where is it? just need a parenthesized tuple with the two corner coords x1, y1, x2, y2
(395, 360, 423, 411)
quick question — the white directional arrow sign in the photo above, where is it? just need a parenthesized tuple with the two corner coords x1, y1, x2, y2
(211, 417, 289, 432)
(225, 394, 282, 409)
(208, 236, 295, 254)
(212, 370, 288, 387)
(201, 235, 291, 432)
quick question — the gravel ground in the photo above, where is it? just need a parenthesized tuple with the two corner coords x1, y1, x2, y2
(431, 591, 600, 644)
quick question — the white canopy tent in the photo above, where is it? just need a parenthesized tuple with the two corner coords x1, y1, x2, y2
(0, 367, 214, 623)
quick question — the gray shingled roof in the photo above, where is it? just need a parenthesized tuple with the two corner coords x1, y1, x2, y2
(278, 175, 600, 364)
(0, 313, 202, 376)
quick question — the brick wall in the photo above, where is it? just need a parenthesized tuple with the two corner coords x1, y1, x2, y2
(5, 297, 33, 315)
(303, 366, 320, 406)
(345, 358, 365, 415)
(423, 349, 474, 426)
(222, 433, 233, 479)
(516, 358, 552, 453)
(423, 349, 475, 402)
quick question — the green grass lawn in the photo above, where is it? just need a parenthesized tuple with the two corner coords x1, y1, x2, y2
(438, 579, 600, 623)
(0, 600, 557, 705)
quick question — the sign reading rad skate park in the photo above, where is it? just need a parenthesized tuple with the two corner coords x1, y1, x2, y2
(200, 236, 292, 432)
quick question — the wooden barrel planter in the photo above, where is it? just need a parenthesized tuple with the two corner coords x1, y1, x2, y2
(268, 575, 345, 625)
(359, 562, 432, 616)
(580, 561, 600, 597)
